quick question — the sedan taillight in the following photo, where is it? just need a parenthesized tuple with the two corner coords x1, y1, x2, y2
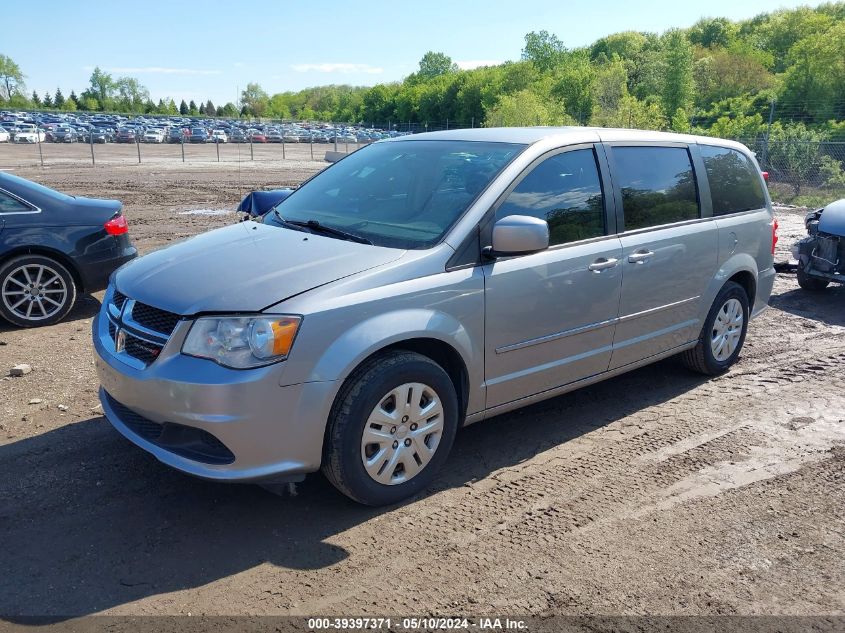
(105, 214, 128, 236)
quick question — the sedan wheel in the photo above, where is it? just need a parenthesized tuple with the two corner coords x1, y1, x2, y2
(0, 256, 77, 327)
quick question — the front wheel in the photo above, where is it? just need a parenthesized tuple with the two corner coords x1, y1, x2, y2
(682, 281, 749, 376)
(797, 262, 829, 291)
(322, 351, 459, 506)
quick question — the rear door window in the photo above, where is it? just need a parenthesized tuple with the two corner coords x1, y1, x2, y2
(700, 145, 766, 215)
(613, 146, 699, 231)
(496, 148, 606, 245)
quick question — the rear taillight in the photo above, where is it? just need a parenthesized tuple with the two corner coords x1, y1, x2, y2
(761, 171, 769, 183)
(771, 218, 778, 255)
(104, 214, 128, 236)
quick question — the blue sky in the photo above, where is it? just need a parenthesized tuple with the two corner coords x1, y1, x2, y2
(3, 0, 826, 105)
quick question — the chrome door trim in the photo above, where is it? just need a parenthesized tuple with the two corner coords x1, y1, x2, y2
(496, 295, 700, 354)
(0, 187, 41, 215)
(618, 295, 700, 323)
(495, 317, 618, 354)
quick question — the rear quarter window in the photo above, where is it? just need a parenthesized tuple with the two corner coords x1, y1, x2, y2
(700, 145, 767, 215)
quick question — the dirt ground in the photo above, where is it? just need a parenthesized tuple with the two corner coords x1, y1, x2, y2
(0, 153, 843, 619)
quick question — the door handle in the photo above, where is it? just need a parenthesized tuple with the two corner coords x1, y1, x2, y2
(588, 257, 619, 272)
(628, 250, 654, 264)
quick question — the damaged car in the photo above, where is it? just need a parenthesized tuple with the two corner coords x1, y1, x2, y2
(793, 198, 845, 290)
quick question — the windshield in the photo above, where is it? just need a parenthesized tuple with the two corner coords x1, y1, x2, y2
(266, 139, 524, 249)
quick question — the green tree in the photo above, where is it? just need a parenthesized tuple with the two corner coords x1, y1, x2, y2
(114, 77, 149, 111)
(241, 82, 269, 117)
(417, 51, 458, 79)
(485, 89, 570, 127)
(68, 90, 79, 108)
(688, 17, 737, 48)
(206, 100, 216, 117)
(553, 51, 595, 123)
(521, 30, 566, 71)
(54, 88, 65, 109)
(593, 94, 666, 129)
(660, 29, 695, 118)
(189, 100, 198, 115)
(42, 92, 53, 108)
(0, 54, 25, 100)
(592, 58, 629, 115)
(31, 90, 40, 107)
(199, 102, 206, 115)
(88, 66, 115, 107)
(767, 122, 826, 195)
(62, 97, 77, 112)
(179, 99, 188, 115)
(219, 102, 238, 118)
(779, 21, 845, 122)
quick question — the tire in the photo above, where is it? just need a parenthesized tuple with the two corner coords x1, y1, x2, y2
(682, 281, 749, 376)
(0, 255, 77, 327)
(797, 262, 829, 291)
(322, 350, 459, 506)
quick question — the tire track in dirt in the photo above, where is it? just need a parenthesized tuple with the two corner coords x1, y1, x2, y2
(292, 346, 845, 614)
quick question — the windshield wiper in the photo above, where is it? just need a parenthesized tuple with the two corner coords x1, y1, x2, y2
(285, 219, 373, 245)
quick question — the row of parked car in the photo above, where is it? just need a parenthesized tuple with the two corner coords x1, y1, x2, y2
(0, 110, 406, 146)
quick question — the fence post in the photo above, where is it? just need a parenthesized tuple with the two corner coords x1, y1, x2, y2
(90, 131, 95, 166)
(181, 135, 185, 162)
(761, 99, 776, 170)
(37, 128, 44, 168)
(471, 117, 474, 129)
(282, 138, 286, 159)
(250, 136, 254, 161)
(216, 140, 220, 162)
(310, 136, 314, 160)
(136, 136, 141, 164)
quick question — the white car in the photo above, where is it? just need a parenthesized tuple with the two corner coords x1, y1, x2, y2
(143, 130, 164, 143)
(0, 128, 9, 142)
(13, 125, 46, 143)
(211, 130, 228, 143)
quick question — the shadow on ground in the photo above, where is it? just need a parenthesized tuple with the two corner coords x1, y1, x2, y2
(0, 357, 708, 618)
(0, 294, 101, 333)
(769, 279, 845, 327)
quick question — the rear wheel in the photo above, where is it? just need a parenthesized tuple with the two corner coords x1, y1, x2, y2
(0, 255, 77, 327)
(682, 281, 749, 376)
(797, 262, 829, 291)
(322, 350, 459, 506)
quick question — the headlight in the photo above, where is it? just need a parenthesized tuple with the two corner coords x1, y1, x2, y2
(182, 315, 301, 369)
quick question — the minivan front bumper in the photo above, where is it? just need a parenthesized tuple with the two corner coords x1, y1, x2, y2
(93, 308, 337, 483)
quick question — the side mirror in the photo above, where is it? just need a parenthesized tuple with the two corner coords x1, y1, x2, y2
(487, 215, 549, 258)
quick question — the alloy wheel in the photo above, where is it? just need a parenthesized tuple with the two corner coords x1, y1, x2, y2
(1, 263, 69, 322)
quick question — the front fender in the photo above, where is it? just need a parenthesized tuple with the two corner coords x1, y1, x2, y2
(308, 307, 477, 385)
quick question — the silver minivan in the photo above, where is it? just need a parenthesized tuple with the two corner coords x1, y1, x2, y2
(93, 128, 777, 505)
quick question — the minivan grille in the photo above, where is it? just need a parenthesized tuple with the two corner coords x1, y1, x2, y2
(130, 302, 181, 336)
(107, 290, 179, 367)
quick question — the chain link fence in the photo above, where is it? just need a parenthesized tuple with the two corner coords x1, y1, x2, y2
(3, 117, 844, 208)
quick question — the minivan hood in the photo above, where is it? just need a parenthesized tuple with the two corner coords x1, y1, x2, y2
(114, 222, 404, 314)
